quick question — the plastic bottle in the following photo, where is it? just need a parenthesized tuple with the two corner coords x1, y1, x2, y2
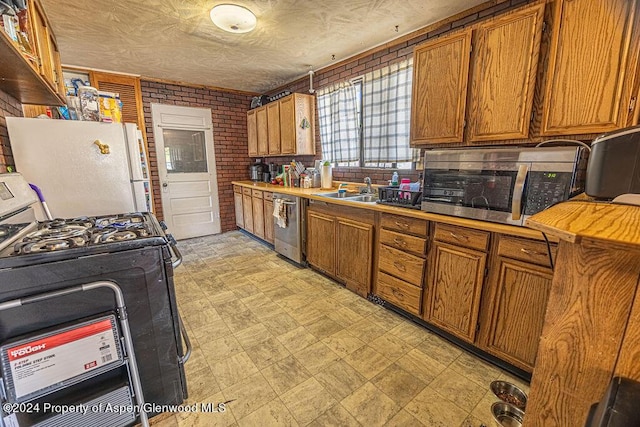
(391, 172, 399, 186)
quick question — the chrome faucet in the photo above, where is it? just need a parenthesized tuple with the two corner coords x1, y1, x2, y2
(364, 177, 373, 194)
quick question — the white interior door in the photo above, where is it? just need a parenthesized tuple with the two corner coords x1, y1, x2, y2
(151, 104, 221, 240)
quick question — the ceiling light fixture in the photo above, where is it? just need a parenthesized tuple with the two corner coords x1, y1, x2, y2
(210, 4, 257, 34)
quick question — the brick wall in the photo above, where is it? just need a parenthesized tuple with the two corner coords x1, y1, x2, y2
(0, 90, 23, 173)
(140, 81, 253, 232)
(265, 0, 534, 184)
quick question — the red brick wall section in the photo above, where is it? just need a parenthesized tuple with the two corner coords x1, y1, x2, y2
(0, 89, 23, 173)
(265, 0, 535, 184)
(140, 81, 253, 232)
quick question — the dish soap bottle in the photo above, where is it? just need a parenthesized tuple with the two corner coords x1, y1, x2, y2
(391, 171, 399, 186)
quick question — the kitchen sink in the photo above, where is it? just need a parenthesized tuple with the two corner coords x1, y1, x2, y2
(314, 192, 378, 203)
(348, 194, 378, 203)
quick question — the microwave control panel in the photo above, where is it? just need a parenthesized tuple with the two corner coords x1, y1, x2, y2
(524, 171, 572, 215)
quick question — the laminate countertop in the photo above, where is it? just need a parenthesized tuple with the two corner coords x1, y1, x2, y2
(232, 180, 555, 242)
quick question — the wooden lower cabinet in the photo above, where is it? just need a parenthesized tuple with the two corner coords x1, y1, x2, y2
(425, 241, 487, 343)
(306, 211, 336, 276)
(264, 199, 274, 244)
(478, 257, 553, 372)
(336, 218, 373, 297)
(252, 195, 265, 239)
(376, 272, 422, 316)
(242, 194, 254, 233)
(234, 191, 244, 228)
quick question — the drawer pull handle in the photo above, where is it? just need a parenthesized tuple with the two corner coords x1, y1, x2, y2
(393, 238, 407, 248)
(394, 221, 409, 229)
(391, 288, 405, 300)
(393, 261, 406, 272)
(450, 232, 469, 241)
(520, 248, 543, 256)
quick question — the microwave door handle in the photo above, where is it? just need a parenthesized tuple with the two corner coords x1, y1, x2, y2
(511, 165, 529, 221)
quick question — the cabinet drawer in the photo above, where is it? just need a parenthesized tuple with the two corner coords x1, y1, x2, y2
(381, 214, 428, 237)
(378, 245, 425, 286)
(379, 229, 426, 256)
(376, 272, 422, 316)
(434, 223, 489, 251)
(242, 187, 252, 196)
(233, 185, 242, 193)
(263, 192, 273, 201)
(252, 189, 263, 198)
(497, 235, 556, 267)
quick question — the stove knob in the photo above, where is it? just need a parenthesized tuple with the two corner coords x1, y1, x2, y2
(159, 220, 168, 230)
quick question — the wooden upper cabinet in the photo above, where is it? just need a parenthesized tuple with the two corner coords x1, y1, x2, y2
(280, 93, 316, 156)
(279, 96, 296, 155)
(267, 102, 281, 154)
(468, 3, 545, 142)
(247, 110, 258, 156)
(541, 0, 640, 135)
(91, 72, 145, 131)
(256, 107, 269, 156)
(411, 29, 472, 145)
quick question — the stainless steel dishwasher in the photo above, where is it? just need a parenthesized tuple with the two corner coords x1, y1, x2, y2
(272, 193, 305, 264)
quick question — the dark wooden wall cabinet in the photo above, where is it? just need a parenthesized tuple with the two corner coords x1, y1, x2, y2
(410, 0, 640, 146)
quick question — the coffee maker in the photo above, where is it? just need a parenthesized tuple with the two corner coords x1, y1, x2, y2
(249, 161, 265, 181)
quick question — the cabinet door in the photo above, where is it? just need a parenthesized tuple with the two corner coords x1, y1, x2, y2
(247, 110, 258, 156)
(252, 195, 265, 239)
(234, 192, 244, 228)
(91, 72, 146, 135)
(411, 29, 472, 144)
(256, 107, 269, 156)
(425, 241, 486, 343)
(541, 0, 639, 135)
(480, 258, 552, 372)
(279, 96, 295, 154)
(267, 102, 281, 155)
(307, 211, 336, 275)
(468, 3, 545, 142)
(264, 199, 274, 244)
(336, 218, 374, 297)
(242, 194, 254, 233)
(29, 0, 55, 90)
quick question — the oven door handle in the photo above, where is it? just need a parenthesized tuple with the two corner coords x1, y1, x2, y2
(178, 315, 192, 365)
(167, 234, 183, 269)
(511, 164, 529, 221)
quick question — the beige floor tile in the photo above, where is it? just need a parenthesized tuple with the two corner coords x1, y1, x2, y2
(307, 403, 360, 427)
(206, 291, 240, 308)
(450, 351, 502, 389)
(261, 312, 301, 336)
(325, 306, 365, 327)
(461, 414, 491, 427)
(277, 326, 318, 354)
(405, 387, 469, 427)
(346, 319, 388, 343)
(221, 310, 262, 333)
(184, 366, 221, 401)
(281, 377, 338, 425)
(245, 336, 291, 369)
(395, 348, 447, 385)
(385, 409, 425, 427)
(264, 286, 296, 302)
(286, 305, 325, 326)
(470, 390, 499, 426)
(185, 308, 224, 330)
(429, 367, 487, 412)
(387, 322, 428, 347)
(177, 391, 235, 427)
(191, 319, 232, 343)
(278, 294, 312, 312)
(149, 414, 179, 426)
(210, 352, 259, 389)
(184, 347, 210, 378)
(304, 316, 344, 340)
(236, 397, 298, 427)
(370, 363, 426, 406)
(321, 329, 366, 358)
(293, 341, 341, 374)
(261, 355, 311, 395)
(415, 332, 462, 367)
(221, 372, 277, 420)
(314, 360, 367, 400)
(368, 332, 413, 361)
(231, 284, 262, 299)
(233, 323, 273, 349)
(344, 345, 393, 379)
(214, 300, 248, 317)
(200, 335, 244, 364)
(341, 382, 400, 427)
(367, 308, 405, 331)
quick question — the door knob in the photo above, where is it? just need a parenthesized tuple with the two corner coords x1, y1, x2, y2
(162, 183, 168, 188)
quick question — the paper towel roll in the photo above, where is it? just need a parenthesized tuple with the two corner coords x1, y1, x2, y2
(321, 165, 332, 189)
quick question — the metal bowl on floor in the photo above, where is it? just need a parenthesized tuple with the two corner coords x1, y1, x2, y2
(491, 402, 525, 427)
(490, 380, 528, 410)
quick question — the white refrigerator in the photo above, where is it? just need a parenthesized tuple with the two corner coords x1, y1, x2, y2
(6, 118, 153, 220)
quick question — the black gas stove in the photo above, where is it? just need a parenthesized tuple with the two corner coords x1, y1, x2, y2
(0, 173, 188, 425)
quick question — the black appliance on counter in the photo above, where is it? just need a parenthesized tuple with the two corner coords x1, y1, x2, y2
(585, 125, 640, 200)
(0, 173, 189, 426)
(421, 146, 588, 226)
(585, 376, 640, 426)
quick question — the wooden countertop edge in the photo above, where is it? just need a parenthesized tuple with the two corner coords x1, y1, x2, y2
(525, 199, 640, 249)
(232, 180, 555, 242)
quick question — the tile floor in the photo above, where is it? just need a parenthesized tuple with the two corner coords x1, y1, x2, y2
(151, 231, 529, 427)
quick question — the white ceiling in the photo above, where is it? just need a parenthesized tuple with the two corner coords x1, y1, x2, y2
(40, 0, 486, 94)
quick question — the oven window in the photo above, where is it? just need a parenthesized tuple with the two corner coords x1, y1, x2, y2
(423, 170, 516, 212)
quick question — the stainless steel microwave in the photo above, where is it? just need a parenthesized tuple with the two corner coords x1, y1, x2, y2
(421, 146, 588, 226)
